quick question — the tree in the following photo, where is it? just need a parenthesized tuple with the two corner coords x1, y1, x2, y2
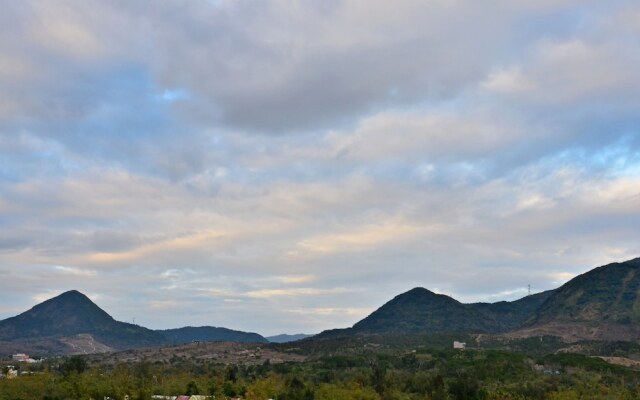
(60, 356, 87, 376)
(186, 380, 200, 396)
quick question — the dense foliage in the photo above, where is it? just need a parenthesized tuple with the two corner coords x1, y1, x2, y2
(2, 344, 639, 400)
(526, 258, 640, 327)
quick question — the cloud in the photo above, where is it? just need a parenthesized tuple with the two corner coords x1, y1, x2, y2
(54, 266, 97, 277)
(278, 275, 316, 284)
(0, 0, 639, 335)
(482, 67, 535, 94)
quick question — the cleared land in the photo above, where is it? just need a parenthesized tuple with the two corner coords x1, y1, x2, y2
(86, 341, 306, 365)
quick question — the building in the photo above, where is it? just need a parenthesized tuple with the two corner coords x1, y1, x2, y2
(12, 353, 29, 362)
(453, 341, 466, 350)
(12, 353, 39, 363)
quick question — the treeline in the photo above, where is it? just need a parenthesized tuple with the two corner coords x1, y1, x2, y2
(1, 348, 639, 400)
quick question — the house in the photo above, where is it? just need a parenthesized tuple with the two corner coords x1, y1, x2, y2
(453, 341, 466, 350)
(12, 353, 29, 362)
(11, 353, 39, 363)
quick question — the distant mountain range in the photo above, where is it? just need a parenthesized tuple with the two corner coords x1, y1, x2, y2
(318, 257, 640, 342)
(0, 290, 267, 356)
(2, 257, 640, 355)
(266, 333, 314, 343)
(159, 326, 267, 344)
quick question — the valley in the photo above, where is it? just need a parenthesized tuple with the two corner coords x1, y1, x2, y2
(3, 258, 640, 399)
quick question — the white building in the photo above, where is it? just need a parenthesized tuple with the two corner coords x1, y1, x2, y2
(453, 341, 466, 350)
(12, 353, 29, 362)
(12, 353, 39, 363)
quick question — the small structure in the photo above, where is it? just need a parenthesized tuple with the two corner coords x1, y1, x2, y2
(12, 353, 39, 363)
(6, 367, 18, 379)
(12, 353, 29, 362)
(453, 341, 466, 350)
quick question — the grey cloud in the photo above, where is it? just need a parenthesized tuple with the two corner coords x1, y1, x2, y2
(91, 0, 589, 134)
(1, 0, 640, 335)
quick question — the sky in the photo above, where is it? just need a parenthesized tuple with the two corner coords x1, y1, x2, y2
(0, 0, 639, 337)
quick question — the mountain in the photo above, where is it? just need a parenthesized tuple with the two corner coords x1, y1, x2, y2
(351, 288, 498, 333)
(267, 333, 314, 343)
(472, 289, 555, 331)
(513, 258, 640, 341)
(158, 326, 268, 344)
(0, 290, 268, 355)
(317, 258, 640, 342)
(317, 287, 554, 339)
(0, 290, 165, 350)
(3, 257, 639, 355)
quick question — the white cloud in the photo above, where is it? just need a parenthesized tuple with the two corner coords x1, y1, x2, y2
(54, 266, 97, 276)
(482, 67, 535, 94)
(0, 0, 639, 334)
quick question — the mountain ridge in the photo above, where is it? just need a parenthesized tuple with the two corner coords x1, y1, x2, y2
(316, 287, 554, 339)
(317, 257, 640, 342)
(0, 290, 268, 355)
(511, 257, 640, 341)
(0, 290, 165, 350)
(267, 333, 314, 343)
(3, 257, 640, 355)
(159, 326, 268, 344)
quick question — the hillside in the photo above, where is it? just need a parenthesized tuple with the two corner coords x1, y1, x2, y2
(0, 290, 165, 351)
(473, 289, 555, 331)
(317, 287, 553, 339)
(351, 288, 498, 333)
(317, 259, 640, 341)
(267, 333, 314, 343)
(158, 326, 267, 344)
(4, 257, 640, 355)
(86, 341, 305, 366)
(513, 258, 640, 341)
(0, 290, 268, 355)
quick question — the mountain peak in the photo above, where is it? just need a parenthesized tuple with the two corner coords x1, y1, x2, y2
(0, 289, 166, 351)
(401, 287, 450, 298)
(59, 289, 86, 296)
(35, 290, 110, 317)
(0, 290, 116, 342)
(53, 289, 92, 302)
(350, 286, 485, 334)
(404, 287, 436, 295)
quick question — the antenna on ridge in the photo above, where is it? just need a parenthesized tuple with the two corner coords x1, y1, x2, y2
(528, 284, 531, 296)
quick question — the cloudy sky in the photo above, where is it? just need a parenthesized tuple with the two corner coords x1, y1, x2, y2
(1, 0, 639, 336)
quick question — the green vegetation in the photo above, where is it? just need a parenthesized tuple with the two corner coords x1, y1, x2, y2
(526, 259, 640, 327)
(2, 342, 640, 400)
